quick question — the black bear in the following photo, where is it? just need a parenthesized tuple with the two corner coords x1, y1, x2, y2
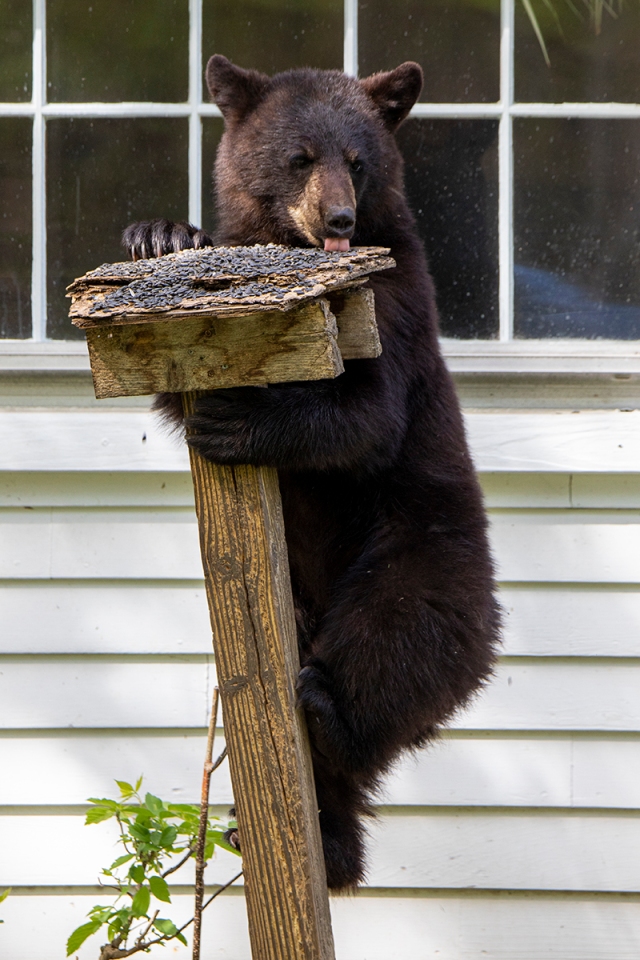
(123, 55, 500, 891)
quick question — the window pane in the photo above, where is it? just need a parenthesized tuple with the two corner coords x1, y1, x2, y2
(201, 118, 225, 237)
(359, 0, 500, 104)
(0, 118, 31, 338)
(0, 0, 31, 101)
(514, 120, 640, 339)
(47, 0, 188, 102)
(397, 119, 499, 339)
(46, 118, 189, 339)
(202, 0, 342, 85)
(515, 2, 640, 103)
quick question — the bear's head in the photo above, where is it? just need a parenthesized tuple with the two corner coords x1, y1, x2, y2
(206, 55, 423, 249)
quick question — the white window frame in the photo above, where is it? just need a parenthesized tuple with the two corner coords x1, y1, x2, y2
(2, 0, 640, 374)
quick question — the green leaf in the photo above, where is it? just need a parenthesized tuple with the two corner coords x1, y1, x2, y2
(115, 779, 135, 798)
(176, 931, 188, 946)
(144, 792, 164, 816)
(129, 864, 145, 884)
(66, 920, 102, 955)
(128, 822, 151, 842)
(154, 917, 179, 937)
(159, 825, 178, 849)
(133, 806, 153, 823)
(85, 805, 115, 825)
(107, 907, 131, 939)
(87, 905, 115, 923)
(135, 774, 144, 792)
(149, 875, 171, 903)
(167, 803, 199, 816)
(131, 885, 151, 918)
(0, 888, 10, 904)
(109, 853, 135, 870)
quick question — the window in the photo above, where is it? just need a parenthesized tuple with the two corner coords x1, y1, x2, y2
(2, 0, 640, 351)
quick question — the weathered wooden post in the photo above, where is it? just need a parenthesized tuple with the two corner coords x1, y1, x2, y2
(67, 244, 392, 960)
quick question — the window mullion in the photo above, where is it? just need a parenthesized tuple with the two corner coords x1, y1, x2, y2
(188, 0, 203, 228)
(31, 0, 47, 342)
(498, 0, 514, 341)
(344, 0, 358, 77)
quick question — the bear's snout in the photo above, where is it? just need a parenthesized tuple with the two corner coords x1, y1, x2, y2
(324, 205, 356, 238)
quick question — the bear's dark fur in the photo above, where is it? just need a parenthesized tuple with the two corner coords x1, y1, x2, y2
(123, 55, 500, 891)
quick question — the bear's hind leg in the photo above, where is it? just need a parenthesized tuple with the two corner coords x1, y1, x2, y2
(313, 756, 373, 891)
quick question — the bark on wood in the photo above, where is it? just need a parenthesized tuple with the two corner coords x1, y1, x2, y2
(183, 392, 335, 960)
(67, 244, 394, 327)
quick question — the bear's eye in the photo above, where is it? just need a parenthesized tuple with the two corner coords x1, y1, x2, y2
(349, 158, 364, 174)
(290, 154, 314, 170)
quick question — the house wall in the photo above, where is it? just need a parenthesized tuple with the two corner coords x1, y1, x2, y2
(1, 366, 639, 959)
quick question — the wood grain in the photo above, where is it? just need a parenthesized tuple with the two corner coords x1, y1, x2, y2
(86, 299, 344, 399)
(328, 287, 381, 360)
(183, 393, 335, 960)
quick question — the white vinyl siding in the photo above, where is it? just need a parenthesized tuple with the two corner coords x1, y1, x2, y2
(2, 372, 640, 958)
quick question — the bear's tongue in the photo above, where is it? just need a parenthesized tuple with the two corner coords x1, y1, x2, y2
(324, 238, 350, 252)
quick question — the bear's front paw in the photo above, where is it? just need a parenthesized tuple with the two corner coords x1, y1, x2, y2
(185, 387, 274, 465)
(121, 219, 213, 260)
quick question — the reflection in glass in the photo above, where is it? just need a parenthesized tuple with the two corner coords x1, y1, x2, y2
(397, 119, 499, 339)
(47, 0, 188, 102)
(46, 118, 188, 339)
(514, 120, 640, 339)
(515, 2, 640, 103)
(359, 0, 500, 103)
(0, 119, 31, 338)
(202, 0, 342, 84)
(0, 0, 31, 101)
(201, 119, 225, 238)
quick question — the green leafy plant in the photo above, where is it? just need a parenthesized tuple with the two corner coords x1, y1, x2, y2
(66, 778, 240, 959)
(67, 689, 242, 960)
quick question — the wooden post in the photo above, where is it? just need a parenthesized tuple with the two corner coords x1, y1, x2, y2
(68, 245, 391, 960)
(184, 405, 335, 960)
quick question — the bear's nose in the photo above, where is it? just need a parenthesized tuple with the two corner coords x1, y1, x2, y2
(324, 206, 356, 237)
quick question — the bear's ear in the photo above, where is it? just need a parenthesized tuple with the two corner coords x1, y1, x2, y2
(205, 54, 269, 122)
(360, 62, 423, 132)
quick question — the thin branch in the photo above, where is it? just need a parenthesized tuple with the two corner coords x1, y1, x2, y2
(135, 910, 159, 947)
(201, 870, 244, 911)
(161, 843, 195, 879)
(116, 816, 134, 857)
(192, 685, 220, 960)
(210, 743, 227, 774)
(98, 871, 244, 959)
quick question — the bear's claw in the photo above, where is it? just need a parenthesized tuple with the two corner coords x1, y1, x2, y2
(122, 218, 213, 261)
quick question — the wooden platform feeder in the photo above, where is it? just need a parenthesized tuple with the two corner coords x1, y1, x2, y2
(68, 243, 393, 960)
